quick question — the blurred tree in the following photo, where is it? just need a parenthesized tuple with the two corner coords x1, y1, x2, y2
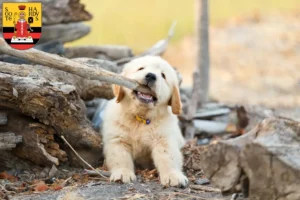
(185, 0, 210, 140)
(195, 0, 210, 103)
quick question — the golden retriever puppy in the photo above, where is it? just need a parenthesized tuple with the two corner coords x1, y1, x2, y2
(102, 56, 188, 187)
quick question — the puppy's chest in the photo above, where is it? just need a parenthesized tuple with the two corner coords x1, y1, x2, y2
(117, 119, 161, 153)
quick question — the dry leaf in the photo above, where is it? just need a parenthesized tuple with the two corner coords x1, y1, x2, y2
(53, 185, 63, 191)
(34, 181, 49, 192)
(0, 171, 17, 182)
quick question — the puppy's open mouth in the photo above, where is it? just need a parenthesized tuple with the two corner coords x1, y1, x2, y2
(133, 90, 157, 104)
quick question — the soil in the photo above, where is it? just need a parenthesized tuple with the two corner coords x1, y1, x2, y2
(11, 180, 225, 200)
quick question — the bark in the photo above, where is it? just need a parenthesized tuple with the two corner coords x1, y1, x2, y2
(0, 132, 22, 150)
(0, 72, 102, 166)
(39, 22, 90, 44)
(0, 41, 64, 65)
(0, 38, 153, 95)
(0, 111, 67, 166)
(39, 0, 92, 25)
(0, 112, 7, 125)
(0, 150, 33, 172)
(0, 0, 92, 28)
(0, 58, 118, 100)
(186, 117, 300, 200)
(64, 45, 133, 61)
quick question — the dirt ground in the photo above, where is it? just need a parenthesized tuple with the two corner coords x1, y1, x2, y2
(164, 12, 300, 108)
(11, 180, 225, 200)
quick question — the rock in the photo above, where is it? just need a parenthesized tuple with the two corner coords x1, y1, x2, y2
(187, 117, 300, 200)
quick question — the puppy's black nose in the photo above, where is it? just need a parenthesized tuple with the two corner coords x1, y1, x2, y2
(145, 73, 156, 83)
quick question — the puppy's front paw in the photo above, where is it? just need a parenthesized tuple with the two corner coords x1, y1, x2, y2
(160, 170, 188, 187)
(110, 168, 136, 183)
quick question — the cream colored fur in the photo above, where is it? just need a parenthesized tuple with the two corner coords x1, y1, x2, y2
(102, 56, 188, 187)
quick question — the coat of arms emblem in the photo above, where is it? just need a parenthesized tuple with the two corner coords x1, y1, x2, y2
(2, 2, 42, 50)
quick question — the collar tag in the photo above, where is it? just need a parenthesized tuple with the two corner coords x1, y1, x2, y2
(135, 115, 151, 125)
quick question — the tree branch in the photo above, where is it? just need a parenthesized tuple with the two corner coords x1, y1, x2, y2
(0, 38, 151, 94)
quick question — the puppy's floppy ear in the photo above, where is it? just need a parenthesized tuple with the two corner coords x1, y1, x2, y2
(168, 85, 182, 115)
(112, 84, 124, 103)
(112, 71, 126, 103)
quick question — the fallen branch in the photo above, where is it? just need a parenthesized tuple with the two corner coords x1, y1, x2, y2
(0, 38, 151, 94)
(193, 120, 229, 135)
(0, 41, 64, 65)
(82, 169, 111, 177)
(115, 21, 177, 65)
(60, 135, 108, 180)
(189, 185, 221, 193)
(194, 108, 231, 119)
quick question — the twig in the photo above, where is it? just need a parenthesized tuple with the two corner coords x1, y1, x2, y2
(60, 135, 108, 179)
(189, 185, 221, 193)
(184, 153, 194, 167)
(115, 21, 177, 65)
(0, 38, 151, 94)
(61, 176, 72, 187)
(161, 191, 211, 200)
(83, 169, 111, 177)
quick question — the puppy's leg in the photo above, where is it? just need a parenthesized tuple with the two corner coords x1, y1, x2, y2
(151, 142, 188, 187)
(104, 142, 136, 183)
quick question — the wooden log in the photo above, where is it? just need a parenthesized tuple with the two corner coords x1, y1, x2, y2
(0, 132, 22, 150)
(73, 57, 120, 73)
(0, 38, 153, 95)
(41, 0, 92, 25)
(64, 45, 134, 60)
(0, 112, 7, 125)
(0, 58, 118, 100)
(0, 41, 64, 64)
(187, 117, 300, 200)
(0, 72, 102, 166)
(0, 0, 92, 28)
(193, 120, 228, 135)
(39, 22, 90, 44)
(194, 108, 231, 119)
(0, 150, 33, 172)
(0, 111, 66, 166)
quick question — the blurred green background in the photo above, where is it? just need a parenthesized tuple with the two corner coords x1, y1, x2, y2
(68, 0, 300, 53)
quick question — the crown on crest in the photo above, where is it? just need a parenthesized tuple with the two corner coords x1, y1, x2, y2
(18, 5, 26, 10)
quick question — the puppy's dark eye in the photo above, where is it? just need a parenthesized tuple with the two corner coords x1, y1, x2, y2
(138, 67, 144, 71)
(161, 73, 166, 80)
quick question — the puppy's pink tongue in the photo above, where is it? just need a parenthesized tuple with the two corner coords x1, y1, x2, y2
(137, 92, 153, 100)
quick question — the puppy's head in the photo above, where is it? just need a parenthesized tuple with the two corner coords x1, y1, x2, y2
(112, 56, 182, 115)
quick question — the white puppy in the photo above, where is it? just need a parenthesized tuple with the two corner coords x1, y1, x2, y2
(102, 56, 188, 187)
